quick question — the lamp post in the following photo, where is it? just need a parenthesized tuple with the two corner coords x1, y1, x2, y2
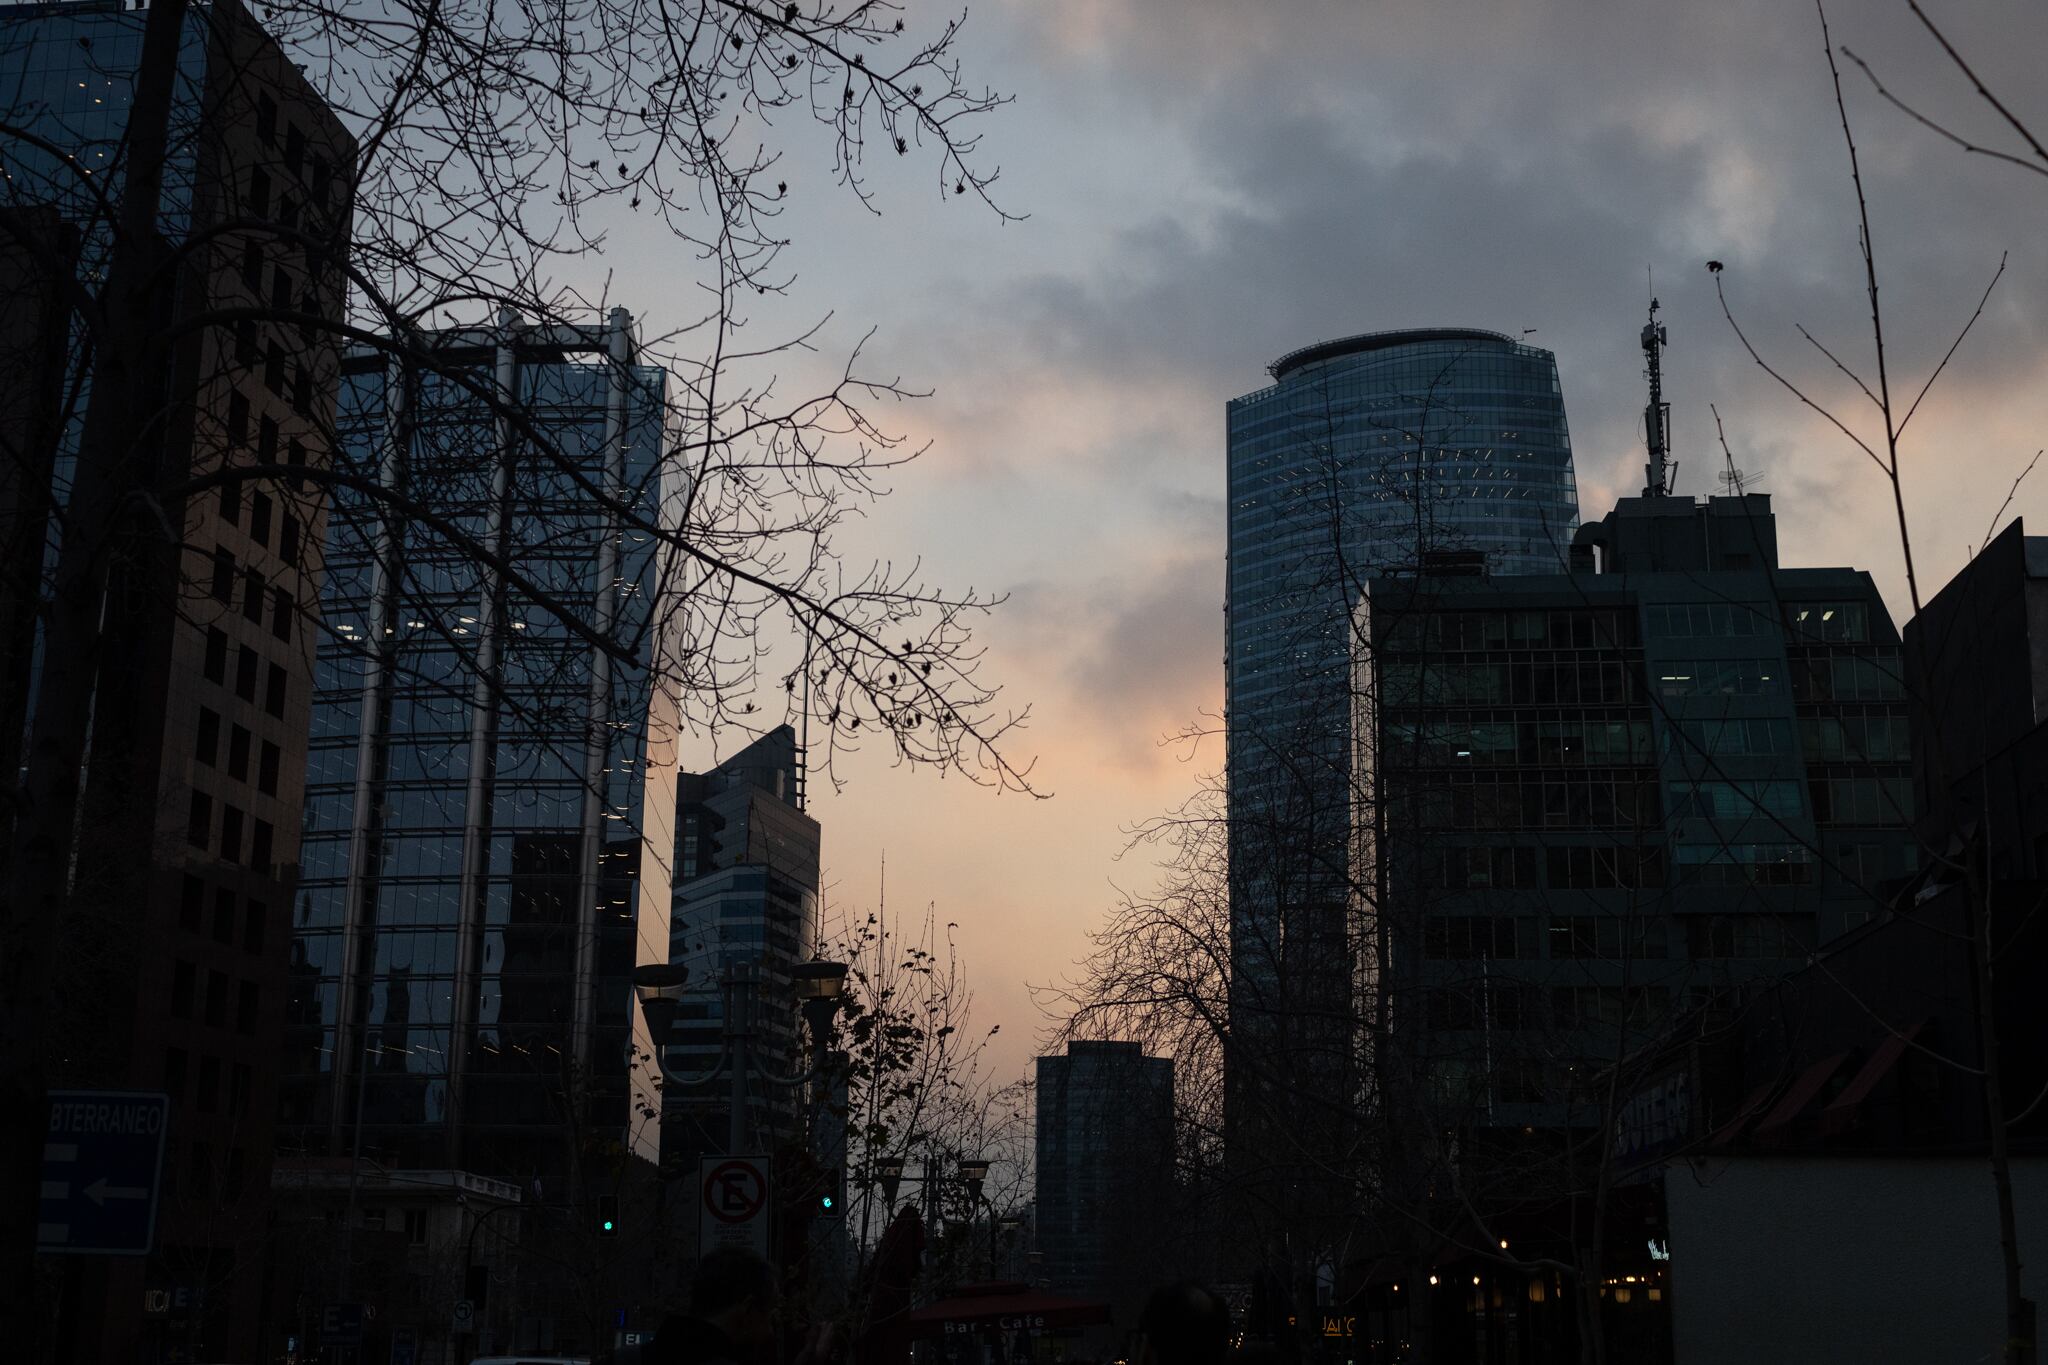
(958, 1158, 994, 1277)
(632, 958, 848, 1154)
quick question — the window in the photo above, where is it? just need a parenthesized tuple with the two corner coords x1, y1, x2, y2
(249, 491, 272, 549)
(252, 820, 273, 868)
(164, 1047, 188, 1100)
(1645, 602, 1770, 638)
(257, 92, 278, 145)
(242, 568, 265, 623)
(1545, 845, 1664, 889)
(280, 514, 300, 566)
(271, 263, 293, 312)
(1667, 780, 1802, 822)
(224, 1148, 247, 1200)
(220, 805, 244, 863)
(293, 366, 311, 416)
(197, 1055, 220, 1113)
(237, 646, 259, 702)
(286, 438, 307, 492)
(1686, 914, 1814, 960)
(1785, 602, 1871, 644)
(266, 663, 288, 718)
(234, 318, 257, 367)
(1423, 915, 1534, 960)
(1675, 843, 1816, 886)
(264, 341, 284, 394)
(204, 969, 229, 1027)
(204, 628, 228, 683)
(244, 901, 266, 953)
(310, 155, 333, 210)
(227, 391, 250, 448)
(240, 238, 263, 290)
(219, 477, 240, 527)
(188, 1143, 213, 1199)
(229, 1062, 252, 1116)
(258, 414, 279, 464)
(1656, 659, 1783, 698)
(270, 588, 293, 642)
(195, 708, 220, 766)
(1810, 776, 1914, 825)
(228, 725, 251, 781)
(213, 887, 237, 943)
(1421, 844, 1537, 889)
(248, 166, 271, 217)
(1665, 716, 1794, 759)
(1801, 714, 1911, 763)
(186, 792, 211, 848)
(170, 960, 196, 1018)
(179, 875, 204, 932)
(1548, 915, 1666, 961)
(258, 742, 280, 796)
(236, 980, 259, 1035)
(210, 548, 234, 602)
(404, 1208, 429, 1246)
(285, 122, 306, 174)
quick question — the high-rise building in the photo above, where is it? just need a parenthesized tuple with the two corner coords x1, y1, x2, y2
(1222, 329, 1581, 1211)
(661, 725, 821, 1166)
(281, 312, 667, 1193)
(1034, 1041, 1174, 1323)
(0, 2, 352, 1358)
(1366, 491, 1917, 1131)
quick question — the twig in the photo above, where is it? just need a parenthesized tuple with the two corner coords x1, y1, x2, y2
(1900, 251, 2007, 439)
(1906, 0, 2048, 169)
(1977, 449, 2043, 557)
(1840, 46, 2048, 180)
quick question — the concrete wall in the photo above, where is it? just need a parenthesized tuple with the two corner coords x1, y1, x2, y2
(1664, 1156, 2048, 1364)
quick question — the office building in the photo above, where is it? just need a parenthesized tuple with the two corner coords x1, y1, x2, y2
(281, 311, 666, 1196)
(1222, 328, 1582, 1210)
(1035, 1041, 1174, 1324)
(1366, 490, 1917, 1130)
(0, 3, 352, 1359)
(662, 725, 822, 1167)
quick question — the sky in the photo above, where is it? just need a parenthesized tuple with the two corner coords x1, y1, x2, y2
(621, 0, 2048, 1090)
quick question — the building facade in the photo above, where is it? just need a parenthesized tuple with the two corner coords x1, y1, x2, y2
(1367, 492, 1917, 1131)
(1, 3, 352, 1358)
(281, 312, 666, 1195)
(1222, 329, 1582, 1237)
(662, 726, 822, 1167)
(1034, 1041, 1174, 1325)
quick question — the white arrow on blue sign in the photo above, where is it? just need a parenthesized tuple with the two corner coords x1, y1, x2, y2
(37, 1090, 170, 1256)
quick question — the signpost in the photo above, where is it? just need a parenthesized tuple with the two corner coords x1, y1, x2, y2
(451, 1299, 476, 1335)
(37, 1090, 169, 1255)
(699, 1156, 772, 1258)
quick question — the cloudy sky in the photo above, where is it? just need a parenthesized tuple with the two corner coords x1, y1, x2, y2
(631, 0, 2048, 1088)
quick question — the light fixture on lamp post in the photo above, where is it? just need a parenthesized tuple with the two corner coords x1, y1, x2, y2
(958, 1157, 995, 1275)
(632, 957, 849, 1154)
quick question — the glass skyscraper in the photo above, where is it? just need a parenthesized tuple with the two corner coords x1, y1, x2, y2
(282, 310, 666, 1189)
(1222, 329, 1581, 1177)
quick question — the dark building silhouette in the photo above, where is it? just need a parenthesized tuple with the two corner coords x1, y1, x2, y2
(662, 726, 821, 1168)
(1368, 491, 1917, 1131)
(1035, 1041, 1174, 1328)
(1223, 329, 1583, 1222)
(279, 314, 666, 1197)
(0, 2, 353, 1358)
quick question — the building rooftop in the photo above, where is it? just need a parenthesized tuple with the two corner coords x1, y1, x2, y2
(1268, 327, 1523, 382)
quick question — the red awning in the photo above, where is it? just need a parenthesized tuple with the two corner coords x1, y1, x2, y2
(1752, 1052, 1850, 1143)
(904, 1282, 1112, 1339)
(1709, 1078, 1782, 1148)
(1819, 1023, 1925, 1136)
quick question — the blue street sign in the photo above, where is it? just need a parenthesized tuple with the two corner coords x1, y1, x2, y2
(37, 1090, 169, 1256)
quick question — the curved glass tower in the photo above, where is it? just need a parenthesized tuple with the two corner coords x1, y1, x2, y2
(1222, 329, 1581, 1178)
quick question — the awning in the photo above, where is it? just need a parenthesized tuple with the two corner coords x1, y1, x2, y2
(904, 1282, 1112, 1339)
(1819, 1023, 1925, 1136)
(1709, 1078, 1783, 1148)
(1752, 1052, 1850, 1143)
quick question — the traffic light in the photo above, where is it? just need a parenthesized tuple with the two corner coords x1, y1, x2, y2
(816, 1166, 845, 1218)
(597, 1194, 619, 1238)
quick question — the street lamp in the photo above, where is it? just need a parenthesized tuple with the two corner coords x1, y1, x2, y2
(958, 1158, 995, 1276)
(631, 958, 849, 1154)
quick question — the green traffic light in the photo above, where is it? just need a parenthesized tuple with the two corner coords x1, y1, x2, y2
(603, 1219, 615, 1231)
(820, 1195, 835, 1211)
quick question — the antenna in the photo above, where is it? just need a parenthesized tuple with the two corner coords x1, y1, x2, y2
(1641, 298, 1672, 497)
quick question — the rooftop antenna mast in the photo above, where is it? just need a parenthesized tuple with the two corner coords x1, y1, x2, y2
(1641, 297, 1672, 497)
